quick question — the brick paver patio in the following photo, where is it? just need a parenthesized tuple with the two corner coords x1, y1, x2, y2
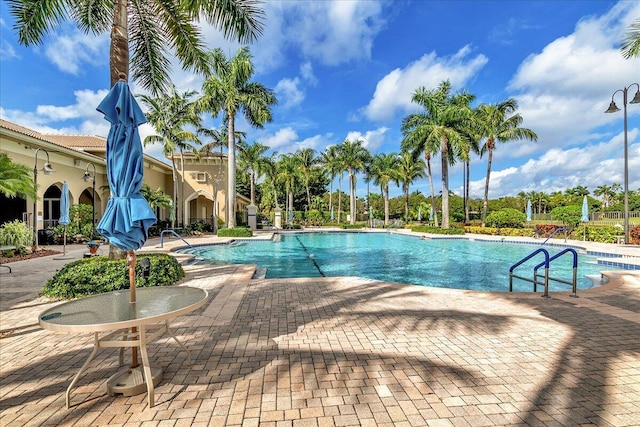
(1, 243, 639, 426)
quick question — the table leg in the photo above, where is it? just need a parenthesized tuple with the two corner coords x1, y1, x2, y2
(164, 321, 191, 360)
(66, 333, 100, 409)
(138, 324, 155, 407)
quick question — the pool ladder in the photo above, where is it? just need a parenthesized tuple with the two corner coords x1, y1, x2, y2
(509, 248, 578, 297)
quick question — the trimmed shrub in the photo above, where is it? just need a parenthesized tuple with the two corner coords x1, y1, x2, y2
(485, 208, 526, 228)
(0, 220, 32, 249)
(465, 226, 534, 237)
(630, 225, 640, 245)
(340, 223, 365, 229)
(550, 205, 582, 227)
(217, 227, 253, 238)
(410, 225, 465, 235)
(42, 253, 185, 299)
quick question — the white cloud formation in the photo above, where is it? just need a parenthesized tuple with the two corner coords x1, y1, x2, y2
(275, 77, 304, 109)
(300, 61, 317, 86)
(345, 127, 389, 152)
(507, 1, 640, 157)
(361, 46, 489, 122)
(44, 29, 108, 74)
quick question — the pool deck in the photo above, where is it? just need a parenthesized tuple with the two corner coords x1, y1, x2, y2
(1, 232, 639, 426)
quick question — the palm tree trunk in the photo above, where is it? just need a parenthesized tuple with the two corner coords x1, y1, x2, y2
(337, 174, 342, 223)
(110, 0, 129, 85)
(384, 184, 390, 225)
(227, 114, 236, 228)
(482, 145, 494, 227)
(180, 148, 185, 226)
(404, 183, 409, 221)
(441, 138, 449, 229)
(328, 179, 333, 218)
(425, 152, 438, 227)
(250, 171, 255, 205)
(349, 169, 356, 225)
(465, 160, 470, 223)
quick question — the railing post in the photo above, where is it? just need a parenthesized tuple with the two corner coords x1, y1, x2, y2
(571, 267, 578, 298)
(543, 267, 550, 298)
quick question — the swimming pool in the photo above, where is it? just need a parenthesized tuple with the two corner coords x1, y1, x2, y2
(183, 232, 608, 292)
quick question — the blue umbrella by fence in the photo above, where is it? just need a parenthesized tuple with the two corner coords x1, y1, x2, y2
(581, 196, 589, 241)
(56, 181, 71, 258)
(526, 199, 532, 222)
(418, 207, 421, 222)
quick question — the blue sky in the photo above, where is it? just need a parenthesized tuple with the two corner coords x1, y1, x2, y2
(1, 0, 639, 199)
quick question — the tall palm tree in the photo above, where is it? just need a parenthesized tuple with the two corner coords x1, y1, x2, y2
(238, 141, 269, 205)
(370, 153, 398, 225)
(277, 154, 301, 225)
(8, 0, 264, 94)
(140, 86, 201, 227)
(0, 152, 36, 199)
(476, 99, 537, 226)
(319, 146, 341, 220)
(396, 151, 426, 221)
(262, 153, 280, 210)
(338, 139, 369, 225)
(198, 47, 277, 228)
(402, 80, 474, 228)
(296, 148, 317, 210)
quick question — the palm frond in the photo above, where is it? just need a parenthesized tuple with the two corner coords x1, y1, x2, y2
(7, 0, 68, 45)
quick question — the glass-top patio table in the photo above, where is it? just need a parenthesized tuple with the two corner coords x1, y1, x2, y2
(39, 286, 208, 408)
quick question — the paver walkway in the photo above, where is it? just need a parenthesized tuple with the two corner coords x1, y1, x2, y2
(1, 236, 639, 426)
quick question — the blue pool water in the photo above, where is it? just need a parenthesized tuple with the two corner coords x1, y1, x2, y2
(183, 232, 609, 292)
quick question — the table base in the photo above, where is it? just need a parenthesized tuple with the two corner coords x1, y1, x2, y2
(65, 320, 191, 409)
(106, 366, 163, 397)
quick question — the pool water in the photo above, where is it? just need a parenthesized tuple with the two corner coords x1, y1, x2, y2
(184, 232, 607, 292)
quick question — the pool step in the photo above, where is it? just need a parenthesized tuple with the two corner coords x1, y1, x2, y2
(253, 267, 267, 279)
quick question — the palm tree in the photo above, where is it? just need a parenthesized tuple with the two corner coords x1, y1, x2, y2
(476, 98, 537, 226)
(0, 153, 36, 199)
(594, 184, 615, 208)
(8, 0, 264, 94)
(396, 151, 426, 221)
(277, 154, 301, 225)
(262, 153, 280, 210)
(296, 148, 317, 210)
(198, 47, 277, 228)
(402, 80, 474, 228)
(139, 86, 201, 228)
(140, 184, 172, 211)
(238, 141, 269, 205)
(338, 139, 369, 225)
(319, 146, 341, 221)
(370, 153, 398, 225)
(621, 18, 640, 59)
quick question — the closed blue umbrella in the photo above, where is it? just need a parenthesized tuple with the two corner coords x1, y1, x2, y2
(429, 206, 434, 222)
(331, 206, 334, 221)
(581, 196, 589, 241)
(526, 199, 532, 222)
(96, 81, 156, 254)
(417, 207, 421, 221)
(581, 196, 589, 223)
(58, 181, 71, 257)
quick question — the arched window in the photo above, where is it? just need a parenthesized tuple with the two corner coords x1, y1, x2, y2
(43, 185, 62, 228)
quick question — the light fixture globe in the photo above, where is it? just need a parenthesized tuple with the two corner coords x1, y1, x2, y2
(605, 100, 620, 113)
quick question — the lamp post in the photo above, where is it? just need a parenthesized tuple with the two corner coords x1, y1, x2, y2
(83, 162, 97, 239)
(605, 83, 640, 244)
(33, 148, 54, 250)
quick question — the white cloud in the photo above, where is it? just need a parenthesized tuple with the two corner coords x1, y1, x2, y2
(261, 127, 299, 151)
(361, 46, 489, 122)
(300, 61, 317, 86)
(275, 77, 304, 109)
(44, 29, 108, 74)
(468, 128, 640, 198)
(0, 39, 18, 61)
(507, 1, 640, 157)
(345, 127, 389, 152)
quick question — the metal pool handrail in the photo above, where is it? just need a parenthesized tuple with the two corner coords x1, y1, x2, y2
(160, 229, 192, 248)
(509, 248, 549, 296)
(533, 248, 579, 298)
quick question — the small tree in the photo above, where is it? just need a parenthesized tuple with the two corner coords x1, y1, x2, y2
(485, 208, 526, 228)
(550, 205, 582, 227)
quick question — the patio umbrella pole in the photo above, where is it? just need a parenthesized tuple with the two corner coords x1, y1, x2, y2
(129, 250, 139, 368)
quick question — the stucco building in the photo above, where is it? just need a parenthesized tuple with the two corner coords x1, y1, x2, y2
(0, 119, 249, 238)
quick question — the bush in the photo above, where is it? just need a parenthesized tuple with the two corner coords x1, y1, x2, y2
(550, 205, 582, 227)
(485, 208, 526, 228)
(306, 209, 324, 224)
(575, 224, 634, 244)
(217, 227, 253, 238)
(0, 220, 33, 249)
(340, 223, 365, 229)
(465, 226, 534, 237)
(631, 225, 640, 245)
(410, 225, 465, 235)
(41, 253, 185, 299)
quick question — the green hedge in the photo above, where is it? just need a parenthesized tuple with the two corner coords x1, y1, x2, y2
(466, 226, 534, 237)
(42, 253, 185, 299)
(410, 225, 465, 235)
(217, 227, 253, 237)
(341, 223, 365, 229)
